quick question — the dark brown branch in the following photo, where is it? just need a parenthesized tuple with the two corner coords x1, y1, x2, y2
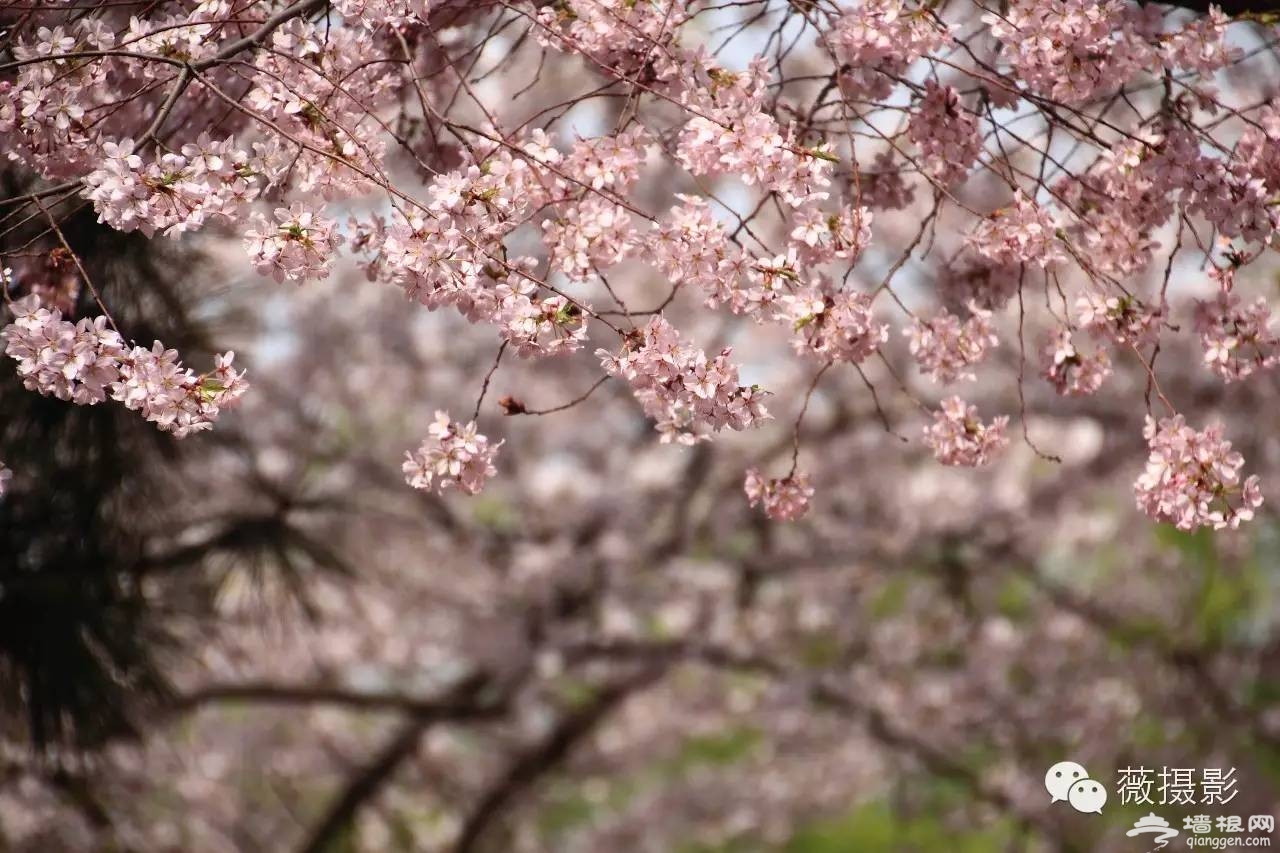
(174, 681, 496, 717)
(294, 672, 504, 853)
(451, 667, 665, 853)
(193, 0, 330, 71)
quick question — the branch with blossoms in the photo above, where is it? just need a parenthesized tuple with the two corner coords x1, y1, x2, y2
(2, 0, 1279, 532)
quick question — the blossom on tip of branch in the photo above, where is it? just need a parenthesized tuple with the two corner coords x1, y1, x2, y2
(1135, 415, 1263, 531)
(403, 411, 502, 495)
(923, 397, 1009, 467)
(1041, 329, 1111, 396)
(245, 204, 343, 284)
(905, 303, 998, 384)
(744, 468, 813, 521)
(2, 293, 248, 436)
(599, 316, 769, 445)
(113, 345, 249, 438)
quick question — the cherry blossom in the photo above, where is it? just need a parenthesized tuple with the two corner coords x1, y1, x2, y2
(923, 397, 1010, 468)
(2, 294, 247, 436)
(905, 304, 998, 384)
(599, 317, 769, 445)
(245, 204, 343, 284)
(907, 82, 981, 186)
(1135, 415, 1263, 531)
(1041, 329, 1112, 396)
(785, 288, 888, 365)
(1077, 290, 1166, 348)
(744, 468, 814, 521)
(1194, 266, 1280, 383)
(402, 411, 502, 495)
(969, 193, 1065, 269)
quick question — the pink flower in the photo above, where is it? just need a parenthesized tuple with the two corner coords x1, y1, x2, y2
(598, 316, 769, 445)
(2, 293, 247, 436)
(245, 203, 343, 284)
(403, 411, 502, 495)
(905, 303, 998, 384)
(1076, 289, 1165, 348)
(907, 82, 981, 186)
(1193, 266, 1279, 383)
(969, 193, 1064, 269)
(923, 397, 1010, 467)
(744, 468, 814, 521)
(1135, 415, 1263, 531)
(784, 287, 887, 365)
(112, 344, 249, 438)
(1041, 329, 1111, 396)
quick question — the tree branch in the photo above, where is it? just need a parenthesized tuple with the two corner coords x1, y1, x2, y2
(451, 667, 665, 853)
(294, 672, 504, 853)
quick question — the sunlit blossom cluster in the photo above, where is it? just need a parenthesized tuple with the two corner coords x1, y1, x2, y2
(744, 468, 814, 522)
(402, 411, 502, 495)
(599, 317, 769, 445)
(1135, 415, 1263, 531)
(0, 0, 1277, 523)
(922, 397, 1010, 468)
(905, 304, 998, 384)
(2, 295, 247, 437)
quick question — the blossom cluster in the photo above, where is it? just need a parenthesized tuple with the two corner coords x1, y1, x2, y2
(969, 194, 1064, 269)
(905, 304, 998, 384)
(907, 83, 981, 186)
(1194, 281, 1280, 383)
(744, 468, 814, 522)
(923, 397, 1010, 468)
(2, 294, 247, 437)
(1040, 330, 1112, 397)
(1077, 290, 1166, 349)
(599, 317, 769, 445)
(784, 288, 888, 366)
(245, 204, 344, 284)
(402, 411, 502, 495)
(84, 137, 268, 238)
(1134, 415, 1263, 531)
(832, 0, 950, 99)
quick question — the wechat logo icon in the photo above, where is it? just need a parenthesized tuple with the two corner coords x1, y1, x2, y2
(1045, 761, 1107, 814)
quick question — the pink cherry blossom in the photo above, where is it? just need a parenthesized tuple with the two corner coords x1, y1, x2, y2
(1194, 266, 1280, 383)
(402, 411, 502, 495)
(923, 397, 1010, 467)
(245, 203, 343, 284)
(1041, 329, 1112, 396)
(599, 316, 769, 445)
(744, 468, 814, 521)
(905, 304, 998, 384)
(907, 82, 981, 186)
(1135, 415, 1263, 531)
